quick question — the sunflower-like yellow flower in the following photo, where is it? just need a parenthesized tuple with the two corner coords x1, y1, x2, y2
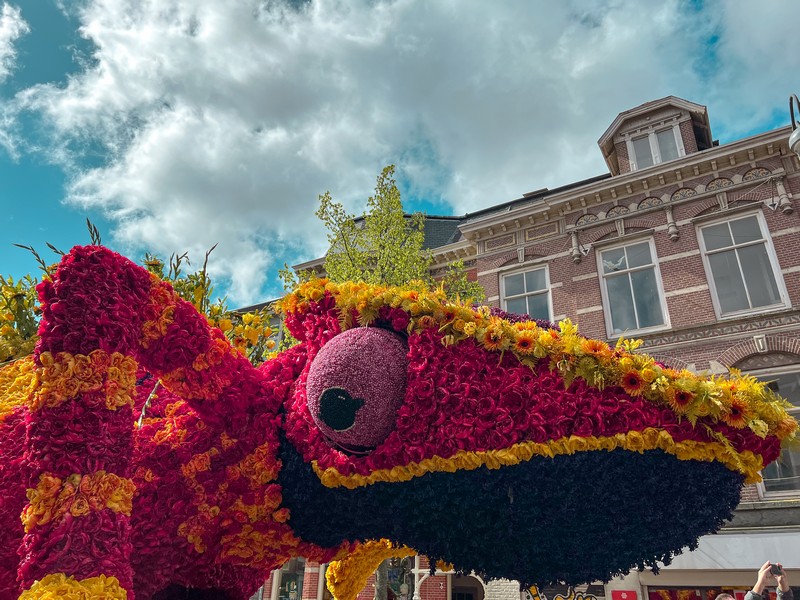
(482, 325, 505, 351)
(721, 396, 751, 429)
(666, 388, 695, 414)
(580, 338, 612, 358)
(514, 331, 537, 355)
(621, 370, 645, 396)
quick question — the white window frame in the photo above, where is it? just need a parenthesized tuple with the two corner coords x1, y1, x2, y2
(751, 365, 800, 499)
(501, 264, 552, 322)
(696, 210, 789, 320)
(626, 123, 686, 171)
(275, 557, 305, 600)
(596, 237, 671, 339)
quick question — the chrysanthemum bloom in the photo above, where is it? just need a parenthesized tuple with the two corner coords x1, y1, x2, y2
(776, 415, 799, 438)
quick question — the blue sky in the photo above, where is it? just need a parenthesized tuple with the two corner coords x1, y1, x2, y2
(0, 1, 797, 305)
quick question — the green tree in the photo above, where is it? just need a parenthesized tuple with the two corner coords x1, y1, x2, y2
(0, 275, 40, 363)
(315, 165, 484, 302)
(317, 165, 429, 287)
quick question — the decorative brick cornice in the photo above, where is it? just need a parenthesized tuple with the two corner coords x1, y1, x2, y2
(623, 218, 658, 231)
(687, 198, 720, 219)
(718, 333, 800, 368)
(639, 310, 800, 349)
(491, 244, 552, 269)
(584, 226, 617, 245)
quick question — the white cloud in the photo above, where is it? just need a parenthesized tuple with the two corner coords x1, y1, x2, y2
(0, 3, 28, 157)
(0, 3, 27, 81)
(694, 0, 800, 138)
(10, 0, 799, 303)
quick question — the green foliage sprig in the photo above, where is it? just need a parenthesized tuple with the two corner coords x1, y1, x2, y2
(0, 274, 40, 363)
(4, 223, 278, 366)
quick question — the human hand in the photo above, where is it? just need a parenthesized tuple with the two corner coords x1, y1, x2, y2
(754, 561, 772, 594)
(773, 563, 789, 592)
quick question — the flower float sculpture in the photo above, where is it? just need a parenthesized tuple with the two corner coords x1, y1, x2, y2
(0, 245, 797, 600)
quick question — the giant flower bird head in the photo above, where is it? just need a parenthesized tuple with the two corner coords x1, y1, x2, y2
(277, 278, 798, 587)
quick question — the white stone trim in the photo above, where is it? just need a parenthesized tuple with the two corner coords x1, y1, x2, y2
(772, 225, 800, 237)
(664, 284, 709, 298)
(572, 271, 599, 281)
(658, 249, 700, 262)
(576, 305, 604, 315)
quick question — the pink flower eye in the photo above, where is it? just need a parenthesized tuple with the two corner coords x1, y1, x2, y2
(306, 327, 408, 452)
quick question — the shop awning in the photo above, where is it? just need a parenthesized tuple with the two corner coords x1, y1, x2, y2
(636, 531, 799, 586)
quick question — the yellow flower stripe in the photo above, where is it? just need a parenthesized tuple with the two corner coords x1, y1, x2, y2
(284, 279, 799, 444)
(326, 539, 416, 600)
(19, 573, 127, 600)
(140, 275, 179, 349)
(0, 356, 37, 422)
(22, 471, 136, 533)
(29, 350, 137, 411)
(313, 428, 766, 490)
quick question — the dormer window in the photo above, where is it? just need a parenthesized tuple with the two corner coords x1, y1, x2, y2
(597, 96, 711, 176)
(628, 125, 684, 171)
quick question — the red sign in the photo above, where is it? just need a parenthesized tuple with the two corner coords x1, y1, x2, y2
(613, 591, 639, 600)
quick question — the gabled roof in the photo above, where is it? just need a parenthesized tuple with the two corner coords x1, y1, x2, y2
(597, 96, 709, 146)
(597, 96, 712, 175)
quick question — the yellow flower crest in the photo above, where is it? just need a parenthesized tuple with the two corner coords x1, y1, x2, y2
(19, 573, 127, 600)
(29, 350, 137, 411)
(313, 429, 767, 490)
(283, 279, 799, 444)
(0, 356, 38, 422)
(326, 539, 416, 600)
(22, 471, 136, 532)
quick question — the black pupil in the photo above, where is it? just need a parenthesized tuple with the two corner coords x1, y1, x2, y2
(318, 388, 364, 431)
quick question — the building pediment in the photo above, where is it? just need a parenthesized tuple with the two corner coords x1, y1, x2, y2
(598, 96, 712, 175)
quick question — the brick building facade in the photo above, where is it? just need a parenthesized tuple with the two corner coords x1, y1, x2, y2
(266, 97, 800, 600)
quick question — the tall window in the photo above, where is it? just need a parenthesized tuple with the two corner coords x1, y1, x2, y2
(278, 558, 305, 600)
(599, 240, 668, 335)
(698, 213, 787, 317)
(628, 126, 683, 171)
(755, 369, 800, 495)
(502, 267, 551, 321)
(632, 136, 655, 169)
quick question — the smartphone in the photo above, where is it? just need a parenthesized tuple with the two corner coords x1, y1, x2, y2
(770, 564, 783, 576)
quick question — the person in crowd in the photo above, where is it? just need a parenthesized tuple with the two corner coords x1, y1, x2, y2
(716, 562, 794, 600)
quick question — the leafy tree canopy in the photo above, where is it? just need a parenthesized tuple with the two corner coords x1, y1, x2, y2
(314, 165, 484, 302)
